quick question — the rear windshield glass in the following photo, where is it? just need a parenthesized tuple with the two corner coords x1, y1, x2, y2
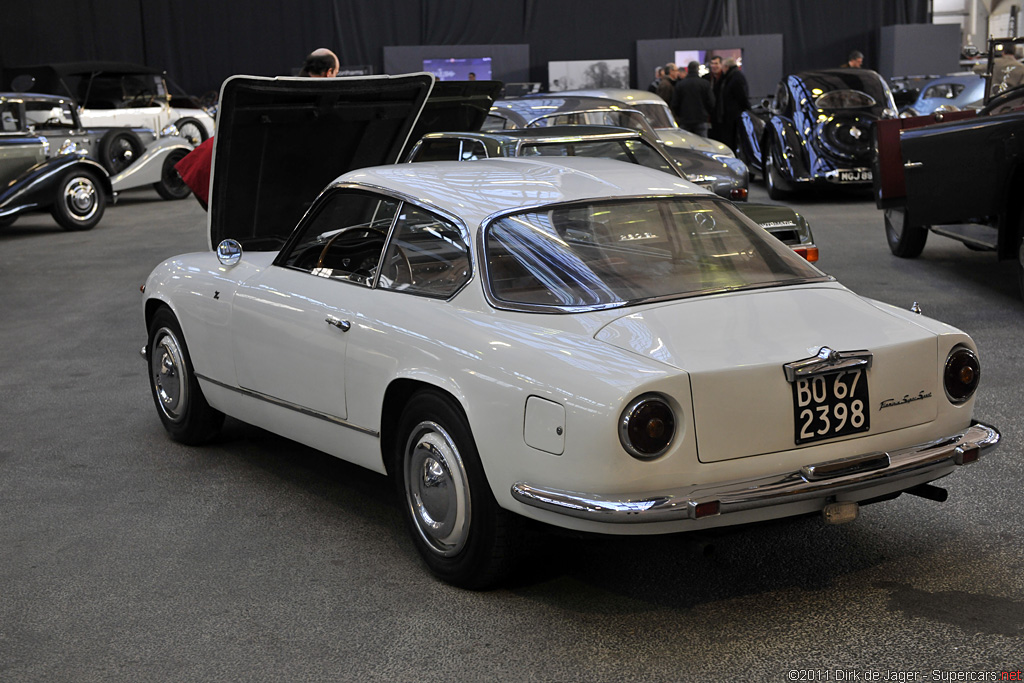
(485, 197, 824, 310)
(814, 90, 876, 110)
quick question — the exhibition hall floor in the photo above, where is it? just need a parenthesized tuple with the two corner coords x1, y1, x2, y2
(2, 184, 1021, 681)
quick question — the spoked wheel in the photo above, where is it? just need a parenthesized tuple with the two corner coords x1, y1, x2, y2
(154, 148, 192, 200)
(764, 145, 789, 200)
(884, 207, 928, 258)
(51, 169, 105, 231)
(396, 390, 518, 589)
(173, 117, 208, 146)
(147, 307, 224, 444)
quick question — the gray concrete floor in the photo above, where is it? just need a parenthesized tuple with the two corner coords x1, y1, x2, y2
(1, 183, 1021, 682)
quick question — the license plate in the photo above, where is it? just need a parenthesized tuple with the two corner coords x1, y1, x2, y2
(792, 369, 870, 445)
(839, 169, 872, 182)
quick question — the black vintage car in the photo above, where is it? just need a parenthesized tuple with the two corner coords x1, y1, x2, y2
(738, 69, 898, 199)
(874, 37, 1024, 297)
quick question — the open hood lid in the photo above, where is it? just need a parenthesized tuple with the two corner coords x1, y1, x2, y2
(209, 73, 434, 249)
(401, 79, 504, 157)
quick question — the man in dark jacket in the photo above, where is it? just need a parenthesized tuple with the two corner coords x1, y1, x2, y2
(717, 58, 750, 153)
(656, 63, 678, 105)
(703, 55, 726, 139)
(672, 61, 715, 137)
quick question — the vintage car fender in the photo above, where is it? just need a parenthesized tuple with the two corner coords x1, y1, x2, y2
(109, 137, 193, 193)
(737, 111, 765, 169)
(0, 154, 110, 218)
(764, 118, 811, 186)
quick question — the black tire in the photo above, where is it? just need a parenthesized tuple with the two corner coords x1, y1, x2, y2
(173, 116, 208, 146)
(395, 390, 518, 589)
(0, 214, 16, 229)
(98, 129, 145, 174)
(50, 169, 105, 231)
(764, 142, 789, 200)
(153, 148, 192, 200)
(884, 207, 928, 258)
(147, 307, 224, 445)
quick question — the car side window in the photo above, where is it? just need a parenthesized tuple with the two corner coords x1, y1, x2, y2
(277, 190, 400, 286)
(377, 205, 470, 298)
(481, 114, 512, 131)
(773, 84, 789, 114)
(411, 138, 487, 162)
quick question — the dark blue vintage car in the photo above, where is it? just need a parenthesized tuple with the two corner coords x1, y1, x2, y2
(738, 69, 897, 199)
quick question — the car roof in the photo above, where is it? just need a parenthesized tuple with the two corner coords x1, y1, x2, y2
(336, 156, 708, 226)
(493, 95, 647, 120)
(421, 125, 643, 144)
(0, 92, 71, 105)
(554, 88, 666, 105)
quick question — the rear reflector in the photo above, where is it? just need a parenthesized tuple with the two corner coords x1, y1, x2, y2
(955, 446, 979, 465)
(691, 501, 721, 519)
(730, 188, 748, 200)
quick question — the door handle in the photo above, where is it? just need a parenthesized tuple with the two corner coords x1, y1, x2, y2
(903, 161, 923, 169)
(325, 316, 351, 332)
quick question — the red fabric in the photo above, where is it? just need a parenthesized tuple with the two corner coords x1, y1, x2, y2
(174, 137, 214, 210)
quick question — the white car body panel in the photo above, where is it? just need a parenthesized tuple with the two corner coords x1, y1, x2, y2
(144, 156, 994, 538)
(79, 106, 214, 139)
(109, 136, 192, 192)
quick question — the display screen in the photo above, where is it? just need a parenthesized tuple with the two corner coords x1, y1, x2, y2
(423, 57, 492, 81)
(674, 49, 743, 77)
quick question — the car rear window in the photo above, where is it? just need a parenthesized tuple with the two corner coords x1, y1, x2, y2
(814, 90, 876, 110)
(485, 197, 824, 310)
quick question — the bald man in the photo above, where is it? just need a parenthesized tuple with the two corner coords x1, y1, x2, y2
(299, 48, 339, 77)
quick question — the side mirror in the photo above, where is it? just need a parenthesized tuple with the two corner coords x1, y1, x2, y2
(216, 239, 242, 266)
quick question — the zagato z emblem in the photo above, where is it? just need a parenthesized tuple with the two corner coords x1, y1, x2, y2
(213, 291, 220, 300)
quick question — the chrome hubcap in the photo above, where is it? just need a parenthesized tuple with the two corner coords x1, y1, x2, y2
(150, 328, 188, 423)
(64, 177, 98, 219)
(404, 421, 470, 556)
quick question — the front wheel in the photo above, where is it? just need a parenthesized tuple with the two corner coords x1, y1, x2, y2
(51, 169, 105, 231)
(396, 390, 517, 589)
(147, 307, 224, 444)
(153, 148, 192, 200)
(884, 207, 928, 258)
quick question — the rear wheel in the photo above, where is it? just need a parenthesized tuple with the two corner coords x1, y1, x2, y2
(153, 148, 192, 200)
(884, 207, 928, 258)
(173, 116, 208, 146)
(51, 169, 105, 231)
(764, 143, 789, 200)
(147, 307, 224, 444)
(396, 390, 517, 589)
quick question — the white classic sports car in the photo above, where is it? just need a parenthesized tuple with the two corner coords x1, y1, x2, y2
(142, 75, 999, 589)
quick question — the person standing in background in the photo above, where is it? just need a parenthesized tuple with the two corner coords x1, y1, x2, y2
(656, 63, 678, 106)
(717, 58, 749, 153)
(703, 55, 726, 140)
(673, 61, 715, 138)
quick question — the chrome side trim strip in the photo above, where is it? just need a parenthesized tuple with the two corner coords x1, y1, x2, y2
(195, 373, 379, 438)
(511, 422, 1000, 524)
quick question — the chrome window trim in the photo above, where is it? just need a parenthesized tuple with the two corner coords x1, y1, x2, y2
(476, 194, 833, 315)
(196, 373, 379, 438)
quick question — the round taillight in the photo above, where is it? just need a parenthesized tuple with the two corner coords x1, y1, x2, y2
(619, 394, 676, 460)
(944, 346, 980, 404)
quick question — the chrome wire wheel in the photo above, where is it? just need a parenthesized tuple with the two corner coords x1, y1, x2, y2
(403, 420, 471, 557)
(61, 175, 99, 222)
(150, 326, 189, 424)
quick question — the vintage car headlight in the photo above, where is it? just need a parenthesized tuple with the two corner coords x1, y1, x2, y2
(944, 346, 980, 404)
(160, 124, 181, 138)
(619, 393, 676, 459)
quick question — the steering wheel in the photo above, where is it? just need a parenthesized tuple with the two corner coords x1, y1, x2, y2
(315, 226, 413, 286)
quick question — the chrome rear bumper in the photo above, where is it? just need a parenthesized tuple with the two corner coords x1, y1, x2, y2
(511, 421, 999, 524)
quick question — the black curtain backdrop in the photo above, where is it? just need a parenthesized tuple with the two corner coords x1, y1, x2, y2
(0, 0, 925, 97)
(737, 0, 929, 75)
